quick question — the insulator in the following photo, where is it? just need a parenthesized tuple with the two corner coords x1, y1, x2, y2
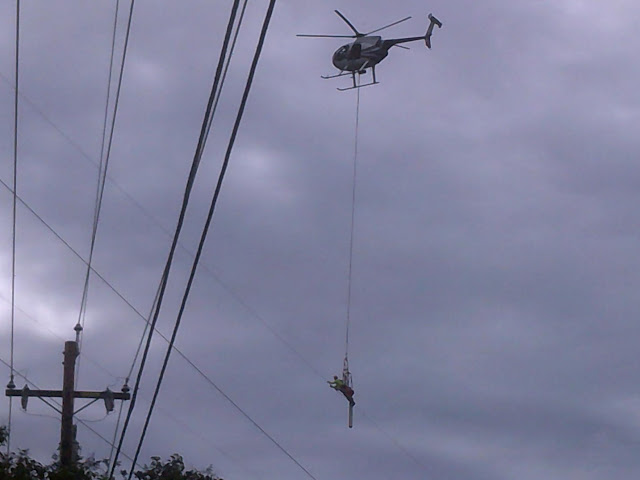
(74, 323, 83, 343)
(21, 385, 30, 410)
(103, 388, 115, 413)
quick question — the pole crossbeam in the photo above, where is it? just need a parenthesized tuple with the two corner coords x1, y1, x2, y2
(6, 389, 130, 400)
(4, 340, 130, 468)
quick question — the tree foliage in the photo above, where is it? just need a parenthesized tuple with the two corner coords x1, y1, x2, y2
(0, 426, 222, 480)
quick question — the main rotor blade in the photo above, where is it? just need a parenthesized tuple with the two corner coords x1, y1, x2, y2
(334, 10, 362, 37)
(297, 34, 356, 38)
(393, 44, 410, 50)
(365, 16, 412, 35)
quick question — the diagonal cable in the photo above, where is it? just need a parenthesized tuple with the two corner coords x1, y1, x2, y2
(6, 0, 21, 456)
(76, 0, 132, 381)
(126, 2, 315, 479)
(109, 1, 242, 476)
(345, 78, 361, 361)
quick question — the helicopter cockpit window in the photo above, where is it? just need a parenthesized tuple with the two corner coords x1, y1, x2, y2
(335, 45, 349, 60)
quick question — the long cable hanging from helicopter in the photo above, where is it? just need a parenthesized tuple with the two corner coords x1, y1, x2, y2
(298, 10, 442, 427)
(340, 75, 361, 429)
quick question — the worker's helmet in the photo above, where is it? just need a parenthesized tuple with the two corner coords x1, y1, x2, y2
(333, 375, 338, 379)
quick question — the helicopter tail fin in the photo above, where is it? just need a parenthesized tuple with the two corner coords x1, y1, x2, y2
(425, 14, 442, 49)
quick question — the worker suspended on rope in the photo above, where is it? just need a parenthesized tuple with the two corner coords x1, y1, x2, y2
(328, 375, 355, 406)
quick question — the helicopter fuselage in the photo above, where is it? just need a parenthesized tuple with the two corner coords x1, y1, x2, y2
(331, 34, 429, 73)
(298, 11, 442, 90)
(332, 36, 388, 72)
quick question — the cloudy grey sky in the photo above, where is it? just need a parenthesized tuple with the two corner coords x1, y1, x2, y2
(2, 1, 640, 479)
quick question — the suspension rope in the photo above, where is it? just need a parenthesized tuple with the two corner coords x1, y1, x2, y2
(344, 75, 361, 379)
(76, 0, 129, 383)
(6, 0, 20, 455)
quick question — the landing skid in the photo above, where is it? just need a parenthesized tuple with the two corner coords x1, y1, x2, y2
(337, 79, 378, 91)
(321, 71, 351, 80)
(335, 67, 379, 92)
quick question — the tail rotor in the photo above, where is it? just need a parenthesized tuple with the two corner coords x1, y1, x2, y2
(425, 13, 443, 48)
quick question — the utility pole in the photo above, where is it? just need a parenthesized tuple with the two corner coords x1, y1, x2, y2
(5, 339, 130, 468)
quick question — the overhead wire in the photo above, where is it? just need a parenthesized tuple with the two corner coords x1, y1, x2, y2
(6, 0, 21, 456)
(126, 7, 316, 476)
(75, 0, 131, 385)
(124, 0, 254, 471)
(109, 1, 243, 476)
(106, 280, 161, 472)
(204, 0, 249, 143)
(119, 0, 249, 397)
(107, 6, 254, 465)
(75, 0, 121, 337)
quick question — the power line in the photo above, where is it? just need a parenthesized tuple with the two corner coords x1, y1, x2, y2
(109, 1, 243, 476)
(121, 0, 249, 394)
(107, 2, 253, 459)
(76, 0, 133, 381)
(6, 0, 21, 456)
(75, 0, 122, 339)
(127, 2, 314, 479)
(203, 0, 249, 142)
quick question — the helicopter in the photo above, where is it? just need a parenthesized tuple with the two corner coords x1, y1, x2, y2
(298, 10, 442, 91)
